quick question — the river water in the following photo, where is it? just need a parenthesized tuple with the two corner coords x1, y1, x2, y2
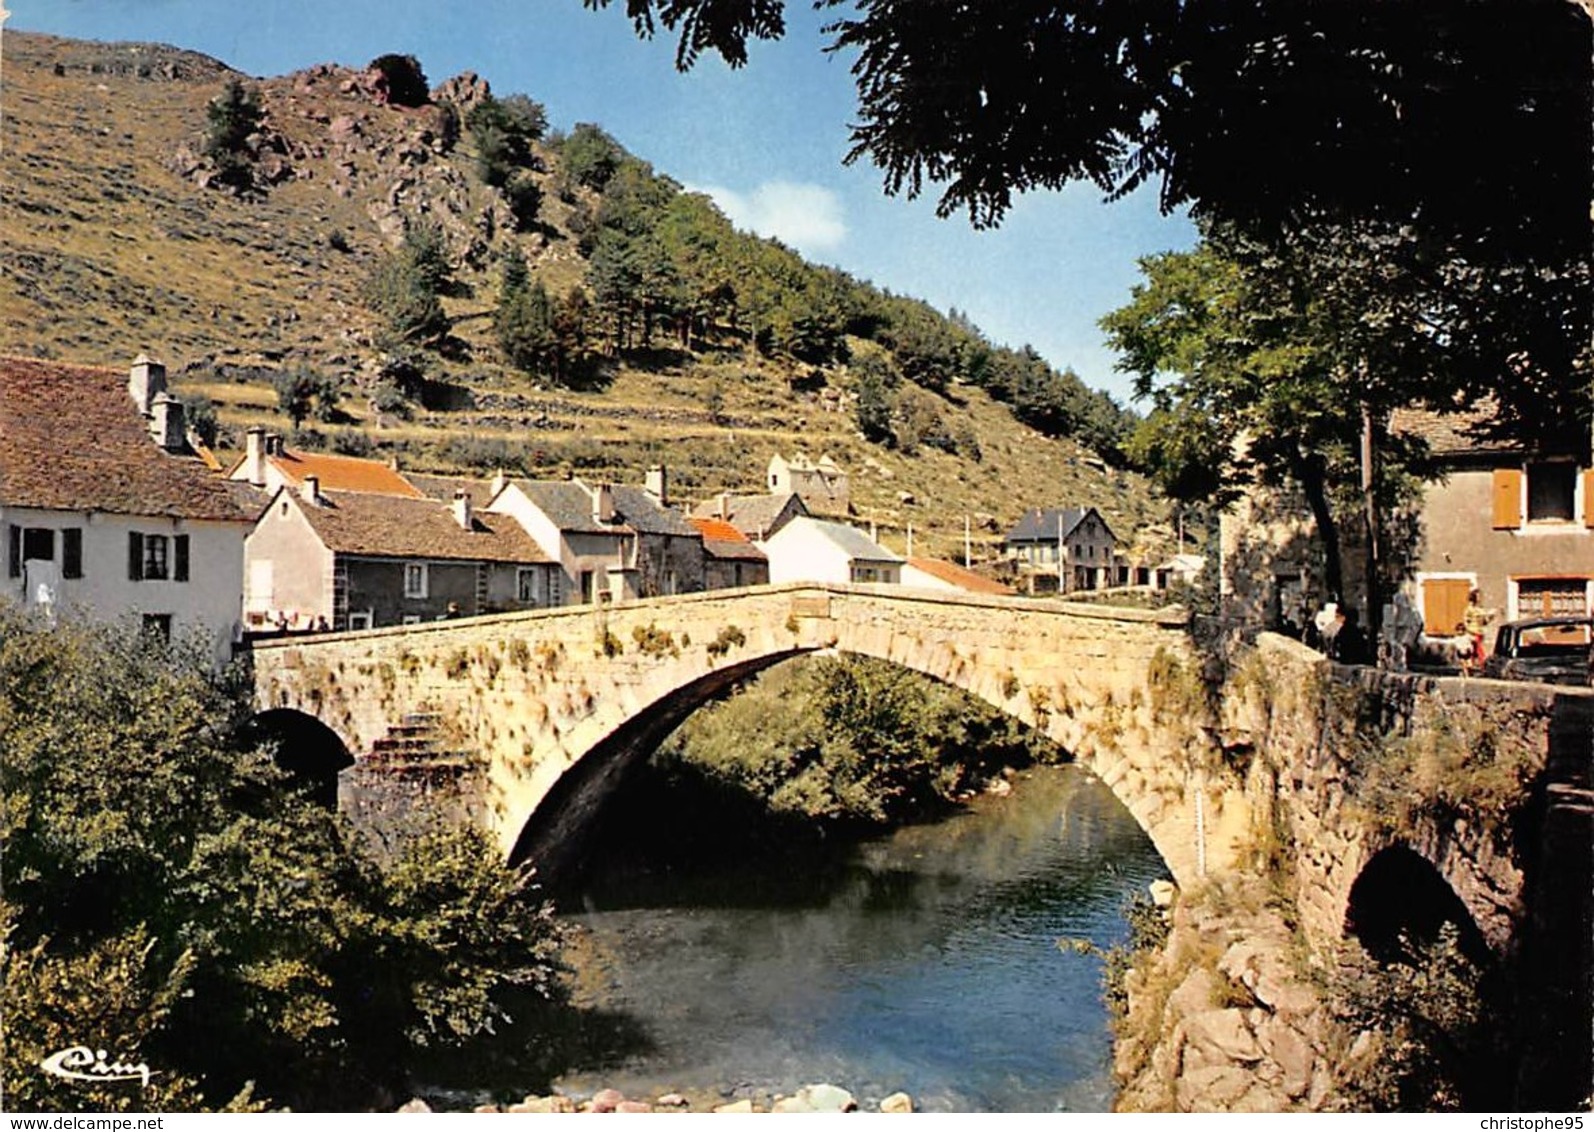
(548, 765, 1168, 1112)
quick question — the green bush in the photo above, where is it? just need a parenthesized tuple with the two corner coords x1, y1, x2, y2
(0, 610, 560, 1111)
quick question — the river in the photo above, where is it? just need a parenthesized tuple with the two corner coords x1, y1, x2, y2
(545, 764, 1168, 1112)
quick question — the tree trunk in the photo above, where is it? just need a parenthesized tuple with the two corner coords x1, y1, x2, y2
(1295, 447, 1344, 603)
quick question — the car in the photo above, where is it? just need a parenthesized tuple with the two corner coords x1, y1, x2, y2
(1481, 616, 1594, 686)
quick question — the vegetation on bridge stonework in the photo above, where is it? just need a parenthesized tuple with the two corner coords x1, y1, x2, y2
(657, 654, 1060, 826)
(0, 609, 562, 1112)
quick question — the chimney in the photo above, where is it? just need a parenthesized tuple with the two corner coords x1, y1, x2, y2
(452, 489, 473, 530)
(264, 433, 284, 457)
(490, 470, 509, 499)
(300, 474, 321, 506)
(592, 482, 615, 523)
(718, 492, 730, 521)
(127, 354, 167, 415)
(150, 392, 186, 453)
(644, 465, 668, 506)
(245, 426, 268, 487)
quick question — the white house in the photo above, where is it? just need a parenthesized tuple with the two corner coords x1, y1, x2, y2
(1, 355, 259, 661)
(760, 516, 903, 585)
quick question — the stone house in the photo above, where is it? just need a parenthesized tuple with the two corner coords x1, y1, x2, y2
(243, 479, 557, 631)
(487, 471, 706, 604)
(768, 453, 850, 516)
(1392, 408, 1592, 640)
(1, 355, 259, 661)
(760, 516, 903, 585)
(691, 490, 808, 541)
(902, 556, 1015, 596)
(688, 516, 770, 590)
(1003, 507, 1118, 594)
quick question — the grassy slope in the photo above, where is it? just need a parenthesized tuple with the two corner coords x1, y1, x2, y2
(0, 31, 1175, 563)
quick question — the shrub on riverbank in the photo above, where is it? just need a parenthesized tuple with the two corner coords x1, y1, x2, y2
(0, 610, 561, 1112)
(657, 655, 1060, 826)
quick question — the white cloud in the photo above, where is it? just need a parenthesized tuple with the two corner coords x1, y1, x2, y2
(693, 181, 847, 255)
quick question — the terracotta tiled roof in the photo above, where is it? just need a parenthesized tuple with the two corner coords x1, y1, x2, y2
(292, 488, 550, 563)
(689, 516, 768, 562)
(905, 557, 1014, 595)
(0, 356, 257, 523)
(267, 449, 424, 497)
(1388, 403, 1522, 458)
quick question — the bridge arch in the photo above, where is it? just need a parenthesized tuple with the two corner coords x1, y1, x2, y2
(240, 707, 355, 808)
(250, 584, 1222, 889)
(1344, 843, 1490, 964)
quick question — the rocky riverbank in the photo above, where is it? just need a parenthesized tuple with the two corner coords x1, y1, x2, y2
(1112, 878, 1347, 1112)
(397, 1084, 915, 1113)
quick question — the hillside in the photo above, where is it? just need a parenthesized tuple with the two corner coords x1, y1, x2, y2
(0, 31, 1180, 563)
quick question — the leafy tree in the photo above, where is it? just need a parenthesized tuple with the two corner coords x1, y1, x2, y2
(363, 222, 452, 347)
(467, 92, 548, 186)
(557, 122, 624, 194)
(177, 392, 220, 447)
(660, 655, 1055, 826)
(367, 53, 430, 107)
(202, 79, 262, 192)
(851, 352, 896, 445)
(0, 611, 560, 1110)
(272, 367, 340, 429)
(494, 252, 557, 377)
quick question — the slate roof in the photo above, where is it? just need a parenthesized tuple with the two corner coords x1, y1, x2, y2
(689, 517, 768, 562)
(690, 492, 807, 539)
(0, 356, 257, 523)
(905, 557, 1014, 595)
(406, 472, 501, 505)
(1388, 403, 1524, 459)
(788, 517, 903, 563)
(292, 488, 549, 563)
(509, 479, 633, 536)
(610, 485, 698, 537)
(1005, 507, 1118, 545)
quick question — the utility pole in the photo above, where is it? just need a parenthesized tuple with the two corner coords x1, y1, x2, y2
(964, 515, 972, 568)
(906, 523, 914, 558)
(1362, 396, 1382, 643)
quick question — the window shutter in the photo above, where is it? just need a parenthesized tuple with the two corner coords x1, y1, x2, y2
(1491, 468, 1523, 529)
(63, 529, 83, 579)
(1584, 470, 1594, 528)
(174, 535, 190, 582)
(6, 525, 18, 579)
(128, 532, 144, 581)
(1421, 578, 1471, 636)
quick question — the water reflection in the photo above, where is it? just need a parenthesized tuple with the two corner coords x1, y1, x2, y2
(552, 765, 1168, 1112)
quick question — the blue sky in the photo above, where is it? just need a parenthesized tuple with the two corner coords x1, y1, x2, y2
(7, 0, 1196, 403)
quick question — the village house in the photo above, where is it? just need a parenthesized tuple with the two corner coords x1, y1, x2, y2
(1392, 407, 1592, 642)
(487, 468, 706, 604)
(228, 426, 425, 499)
(1, 355, 258, 661)
(902, 556, 1015, 597)
(690, 490, 808, 541)
(243, 478, 557, 631)
(760, 516, 903, 585)
(1002, 507, 1118, 594)
(689, 516, 770, 589)
(767, 452, 851, 516)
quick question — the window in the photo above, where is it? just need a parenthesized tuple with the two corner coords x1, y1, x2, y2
(1420, 577, 1473, 636)
(403, 562, 428, 598)
(517, 567, 545, 604)
(347, 610, 374, 631)
(6, 525, 17, 578)
(1526, 463, 1577, 522)
(174, 535, 190, 582)
(1515, 578, 1591, 619)
(22, 528, 54, 562)
(140, 613, 172, 643)
(142, 535, 169, 580)
(401, 614, 423, 626)
(62, 529, 82, 579)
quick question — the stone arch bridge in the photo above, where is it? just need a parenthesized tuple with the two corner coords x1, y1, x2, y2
(250, 583, 1222, 884)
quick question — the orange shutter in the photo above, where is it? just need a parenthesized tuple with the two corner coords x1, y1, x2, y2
(1584, 470, 1594, 528)
(1491, 468, 1523, 529)
(1422, 578, 1471, 637)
